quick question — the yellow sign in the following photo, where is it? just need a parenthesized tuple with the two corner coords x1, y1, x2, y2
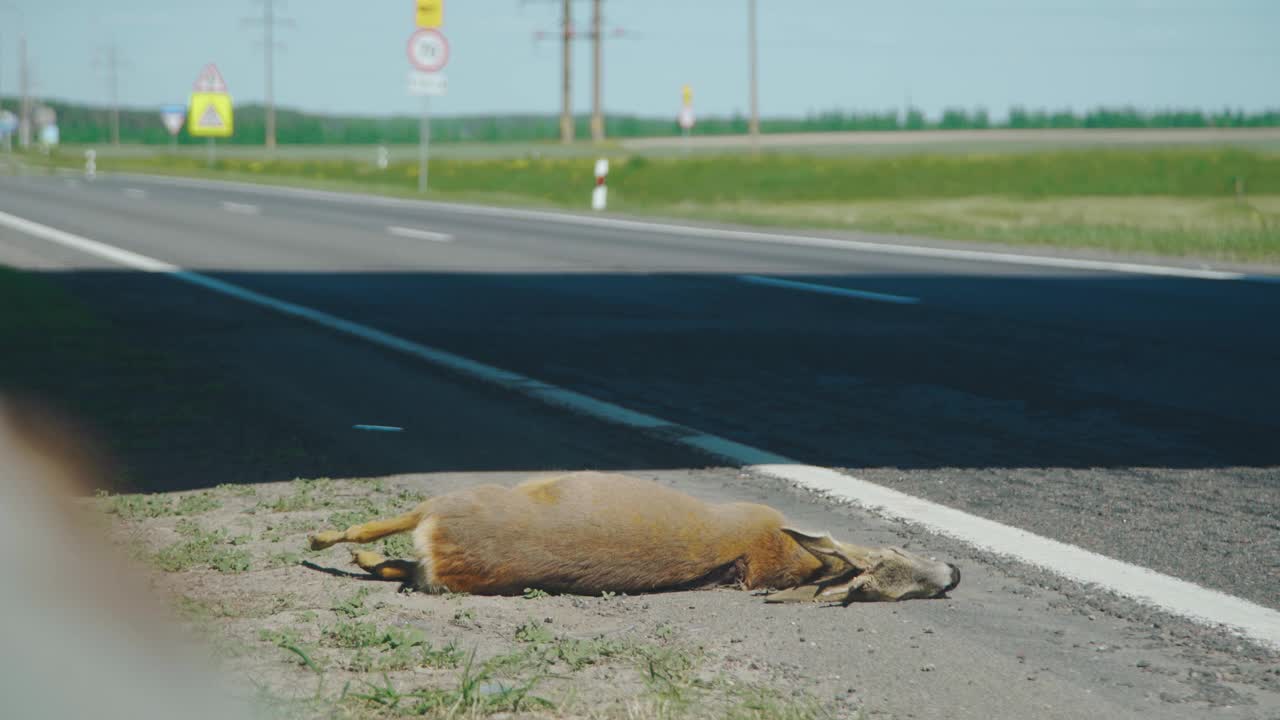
(188, 93, 234, 138)
(682, 85, 693, 106)
(416, 0, 443, 28)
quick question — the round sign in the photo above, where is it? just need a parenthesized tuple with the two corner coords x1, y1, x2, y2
(407, 29, 449, 73)
(0, 111, 17, 135)
(678, 106, 696, 130)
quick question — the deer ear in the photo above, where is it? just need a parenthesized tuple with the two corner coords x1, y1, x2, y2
(781, 527, 870, 578)
(780, 527, 840, 555)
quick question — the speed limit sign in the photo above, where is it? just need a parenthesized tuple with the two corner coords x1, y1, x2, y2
(407, 28, 449, 73)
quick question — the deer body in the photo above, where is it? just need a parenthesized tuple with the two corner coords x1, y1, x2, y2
(309, 472, 960, 603)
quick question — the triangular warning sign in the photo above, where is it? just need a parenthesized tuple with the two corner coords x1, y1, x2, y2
(192, 64, 228, 93)
(197, 103, 226, 130)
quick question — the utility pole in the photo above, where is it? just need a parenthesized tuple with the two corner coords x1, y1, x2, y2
(590, 0, 603, 142)
(747, 0, 759, 145)
(95, 44, 122, 146)
(559, 0, 574, 143)
(243, 0, 291, 151)
(18, 32, 29, 148)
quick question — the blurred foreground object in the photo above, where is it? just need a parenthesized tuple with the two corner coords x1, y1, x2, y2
(0, 397, 249, 720)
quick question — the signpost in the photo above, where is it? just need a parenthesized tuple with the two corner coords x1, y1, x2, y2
(187, 64, 234, 166)
(406, 18, 449, 193)
(678, 85, 695, 152)
(160, 104, 186, 151)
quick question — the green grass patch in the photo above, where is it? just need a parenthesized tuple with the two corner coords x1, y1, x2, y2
(28, 147, 1280, 262)
(152, 526, 251, 573)
(101, 490, 222, 520)
(671, 194, 1280, 262)
(331, 587, 374, 618)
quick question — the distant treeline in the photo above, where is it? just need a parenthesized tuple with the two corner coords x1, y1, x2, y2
(2, 97, 1277, 145)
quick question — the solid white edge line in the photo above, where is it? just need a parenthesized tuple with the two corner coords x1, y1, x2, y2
(104, 171, 1272, 283)
(387, 225, 454, 243)
(739, 274, 921, 305)
(1, 205, 1276, 652)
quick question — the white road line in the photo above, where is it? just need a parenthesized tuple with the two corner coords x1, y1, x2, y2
(739, 274, 920, 305)
(1, 206, 1276, 651)
(109, 171, 1274, 283)
(387, 225, 454, 243)
(220, 201, 260, 215)
(123, 188, 148, 199)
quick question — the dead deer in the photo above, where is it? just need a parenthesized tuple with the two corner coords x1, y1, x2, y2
(308, 472, 959, 603)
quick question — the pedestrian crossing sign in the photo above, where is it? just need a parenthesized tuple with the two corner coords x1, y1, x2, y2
(188, 92, 234, 137)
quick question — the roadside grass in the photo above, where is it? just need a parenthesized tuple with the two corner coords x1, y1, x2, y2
(662, 195, 1280, 262)
(25, 146, 1280, 262)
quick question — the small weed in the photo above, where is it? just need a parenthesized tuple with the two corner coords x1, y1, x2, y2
(103, 493, 173, 519)
(381, 532, 415, 558)
(259, 517, 314, 543)
(601, 590, 617, 601)
(514, 618, 555, 644)
(102, 490, 221, 519)
(451, 607, 477, 627)
(555, 636, 631, 671)
(343, 651, 552, 716)
(216, 482, 258, 497)
(522, 587, 550, 600)
(173, 595, 240, 620)
(260, 628, 324, 673)
(297, 610, 318, 623)
(725, 687, 830, 720)
(267, 551, 304, 568)
(325, 621, 383, 649)
(325, 497, 386, 531)
(152, 528, 251, 573)
(173, 518, 204, 537)
(175, 491, 222, 515)
(331, 587, 373, 618)
(261, 478, 336, 513)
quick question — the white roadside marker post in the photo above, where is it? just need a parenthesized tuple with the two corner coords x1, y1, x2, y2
(592, 158, 608, 211)
(376, 145, 389, 170)
(83, 149, 96, 180)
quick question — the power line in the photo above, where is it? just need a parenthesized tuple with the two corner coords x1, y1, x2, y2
(93, 44, 126, 146)
(243, 0, 293, 151)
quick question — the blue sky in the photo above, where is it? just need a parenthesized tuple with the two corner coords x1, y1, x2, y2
(1, 1, 1276, 119)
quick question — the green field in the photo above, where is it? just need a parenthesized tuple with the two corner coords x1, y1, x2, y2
(18, 145, 1280, 264)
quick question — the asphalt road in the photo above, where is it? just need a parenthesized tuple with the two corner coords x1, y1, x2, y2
(1, 169, 1278, 717)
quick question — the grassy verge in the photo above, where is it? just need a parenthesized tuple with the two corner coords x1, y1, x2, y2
(22, 146, 1280, 263)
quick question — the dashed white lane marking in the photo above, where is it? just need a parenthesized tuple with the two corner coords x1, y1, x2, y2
(220, 201, 260, 215)
(107, 171, 1271, 283)
(1, 206, 1276, 651)
(738, 274, 920, 305)
(353, 424, 404, 432)
(123, 188, 148, 199)
(387, 225, 454, 243)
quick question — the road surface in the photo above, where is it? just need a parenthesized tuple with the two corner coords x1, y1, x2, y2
(1, 169, 1277, 719)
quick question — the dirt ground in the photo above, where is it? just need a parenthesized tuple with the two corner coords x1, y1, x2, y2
(94, 472, 857, 720)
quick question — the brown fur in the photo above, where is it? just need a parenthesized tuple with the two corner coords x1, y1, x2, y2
(310, 471, 959, 602)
